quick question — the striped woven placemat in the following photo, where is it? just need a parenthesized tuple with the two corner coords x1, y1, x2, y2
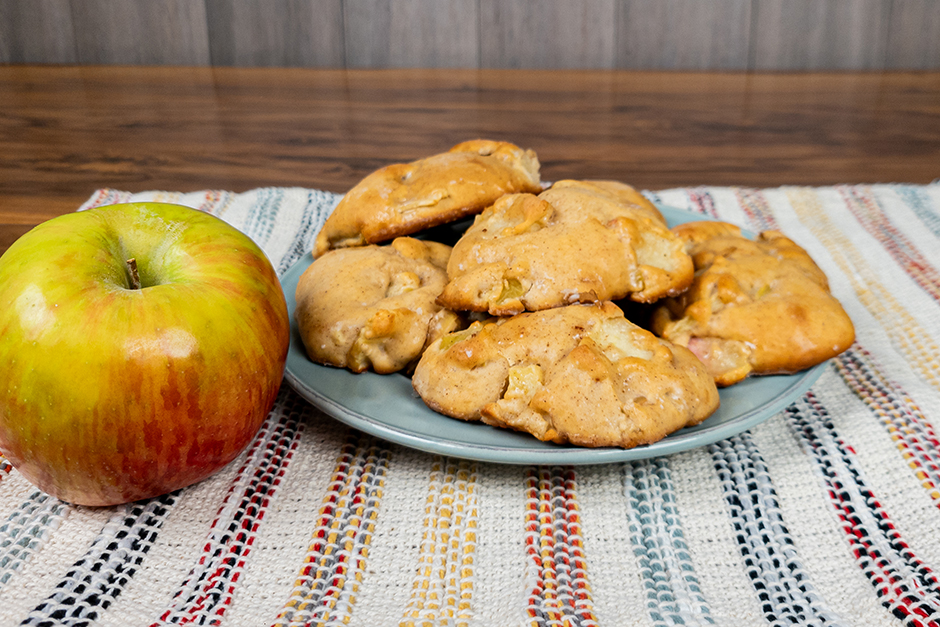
(1, 183, 939, 626)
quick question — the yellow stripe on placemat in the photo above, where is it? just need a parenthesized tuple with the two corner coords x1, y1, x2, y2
(274, 436, 389, 627)
(400, 458, 478, 627)
(787, 187, 940, 392)
(150, 191, 180, 204)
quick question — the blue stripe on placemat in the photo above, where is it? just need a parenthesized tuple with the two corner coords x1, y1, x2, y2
(275, 189, 340, 275)
(0, 492, 69, 590)
(242, 187, 286, 248)
(624, 458, 715, 626)
(895, 185, 940, 241)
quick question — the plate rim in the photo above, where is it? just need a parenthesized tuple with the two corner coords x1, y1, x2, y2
(283, 362, 824, 464)
(281, 204, 826, 464)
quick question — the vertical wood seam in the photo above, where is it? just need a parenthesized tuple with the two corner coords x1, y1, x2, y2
(746, 0, 758, 70)
(66, 0, 83, 64)
(884, 0, 901, 69)
(476, 0, 482, 69)
(339, 0, 349, 68)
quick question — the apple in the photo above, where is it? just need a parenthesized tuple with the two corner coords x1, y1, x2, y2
(0, 202, 290, 506)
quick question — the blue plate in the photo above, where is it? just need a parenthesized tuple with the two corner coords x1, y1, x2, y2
(282, 206, 826, 464)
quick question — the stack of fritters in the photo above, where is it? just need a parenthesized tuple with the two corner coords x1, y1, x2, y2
(294, 140, 855, 449)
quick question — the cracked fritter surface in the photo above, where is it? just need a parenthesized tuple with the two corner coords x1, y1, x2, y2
(437, 179, 693, 316)
(313, 140, 542, 257)
(650, 220, 856, 386)
(295, 237, 462, 373)
(412, 301, 719, 448)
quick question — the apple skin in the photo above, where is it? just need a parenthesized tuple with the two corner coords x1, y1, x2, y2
(0, 202, 290, 506)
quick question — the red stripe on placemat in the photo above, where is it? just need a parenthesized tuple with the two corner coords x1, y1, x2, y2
(840, 186, 940, 303)
(788, 392, 940, 625)
(153, 392, 303, 626)
(733, 188, 779, 232)
(523, 467, 598, 627)
(0, 454, 12, 480)
(686, 188, 720, 219)
(835, 346, 940, 506)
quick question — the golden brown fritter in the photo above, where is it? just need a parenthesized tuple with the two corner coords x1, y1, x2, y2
(651, 220, 855, 386)
(295, 237, 462, 373)
(413, 301, 719, 448)
(313, 140, 541, 257)
(437, 180, 693, 316)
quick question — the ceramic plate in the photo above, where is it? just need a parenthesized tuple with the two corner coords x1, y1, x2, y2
(281, 206, 826, 464)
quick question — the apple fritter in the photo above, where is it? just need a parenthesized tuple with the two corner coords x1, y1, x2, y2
(312, 140, 542, 257)
(650, 220, 855, 386)
(412, 301, 719, 448)
(437, 179, 693, 316)
(295, 237, 462, 373)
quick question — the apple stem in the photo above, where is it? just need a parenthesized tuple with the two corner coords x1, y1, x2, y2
(126, 258, 141, 290)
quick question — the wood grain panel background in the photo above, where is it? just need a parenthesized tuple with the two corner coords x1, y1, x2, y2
(1, 0, 938, 69)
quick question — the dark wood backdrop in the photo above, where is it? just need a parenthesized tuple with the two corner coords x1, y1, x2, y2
(2, 0, 939, 70)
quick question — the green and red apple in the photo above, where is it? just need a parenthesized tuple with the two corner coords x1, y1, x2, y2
(0, 202, 290, 506)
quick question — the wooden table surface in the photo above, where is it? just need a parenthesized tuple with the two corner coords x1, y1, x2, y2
(2, 65, 939, 255)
